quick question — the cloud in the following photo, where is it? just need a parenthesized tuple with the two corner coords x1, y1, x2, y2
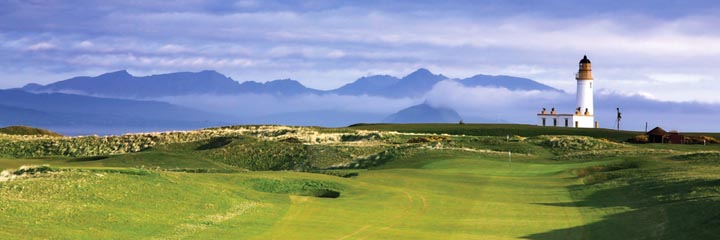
(157, 44, 192, 54)
(424, 80, 569, 123)
(27, 42, 55, 51)
(66, 54, 258, 68)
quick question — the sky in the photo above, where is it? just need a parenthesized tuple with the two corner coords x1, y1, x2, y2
(2, 0, 720, 103)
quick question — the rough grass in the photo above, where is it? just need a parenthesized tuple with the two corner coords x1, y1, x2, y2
(0, 171, 266, 239)
(671, 151, 720, 161)
(572, 161, 641, 184)
(530, 135, 627, 155)
(0, 125, 63, 137)
(0, 165, 57, 182)
(670, 151, 720, 165)
(348, 123, 640, 142)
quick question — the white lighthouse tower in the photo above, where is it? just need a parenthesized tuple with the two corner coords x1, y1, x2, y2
(574, 55, 595, 127)
(537, 55, 598, 128)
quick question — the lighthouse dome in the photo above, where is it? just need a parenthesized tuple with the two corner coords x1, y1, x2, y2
(579, 55, 591, 64)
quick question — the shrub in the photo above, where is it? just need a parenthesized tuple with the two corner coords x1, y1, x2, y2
(684, 136, 720, 144)
(512, 135, 527, 142)
(279, 137, 303, 143)
(629, 134, 649, 143)
(307, 169, 362, 178)
(340, 132, 381, 142)
(407, 135, 450, 143)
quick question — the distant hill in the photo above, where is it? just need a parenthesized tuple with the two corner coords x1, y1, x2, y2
(22, 70, 322, 98)
(330, 69, 561, 98)
(238, 79, 321, 95)
(330, 75, 400, 96)
(388, 68, 449, 98)
(0, 89, 231, 135)
(331, 69, 449, 98)
(459, 74, 562, 92)
(0, 126, 62, 137)
(384, 103, 462, 123)
(22, 70, 242, 98)
(0, 89, 223, 121)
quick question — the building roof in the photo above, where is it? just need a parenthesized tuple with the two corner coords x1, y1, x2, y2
(647, 127, 667, 136)
(580, 55, 591, 64)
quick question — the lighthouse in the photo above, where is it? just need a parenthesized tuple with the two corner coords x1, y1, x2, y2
(576, 55, 594, 116)
(537, 55, 598, 128)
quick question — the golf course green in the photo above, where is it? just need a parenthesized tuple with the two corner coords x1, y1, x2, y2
(0, 124, 718, 239)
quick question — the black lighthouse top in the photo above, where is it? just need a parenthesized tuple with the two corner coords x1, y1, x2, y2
(579, 55, 591, 64)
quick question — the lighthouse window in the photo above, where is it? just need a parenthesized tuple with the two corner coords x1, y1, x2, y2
(590, 82, 592, 88)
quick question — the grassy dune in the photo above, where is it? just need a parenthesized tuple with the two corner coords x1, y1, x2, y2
(347, 123, 641, 142)
(1, 124, 719, 239)
(0, 126, 63, 137)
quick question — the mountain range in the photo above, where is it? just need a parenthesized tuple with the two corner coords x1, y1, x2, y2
(6, 68, 563, 135)
(22, 68, 561, 99)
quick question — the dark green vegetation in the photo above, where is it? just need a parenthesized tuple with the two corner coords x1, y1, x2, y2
(349, 123, 641, 142)
(1, 124, 719, 239)
(0, 125, 62, 137)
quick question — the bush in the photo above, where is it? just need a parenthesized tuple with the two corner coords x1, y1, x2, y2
(279, 137, 303, 143)
(307, 169, 363, 178)
(684, 136, 720, 144)
(340, 132, 382, 142)
(407, 135, 450, 143)
(629, 134, 649, 143)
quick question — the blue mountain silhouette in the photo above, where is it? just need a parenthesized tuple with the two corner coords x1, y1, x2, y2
(22, 69, 560, 99)
(384, 103, 462, 123)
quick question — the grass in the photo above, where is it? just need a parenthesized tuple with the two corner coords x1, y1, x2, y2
(0, 125, 63, 137)
(347, 123, 641, 142)
(0, 123, 719, 239)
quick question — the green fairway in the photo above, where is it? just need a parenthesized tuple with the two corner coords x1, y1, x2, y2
(1, 124, 719, 239)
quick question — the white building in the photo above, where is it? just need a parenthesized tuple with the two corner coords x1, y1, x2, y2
(537, 55, 598, 128)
